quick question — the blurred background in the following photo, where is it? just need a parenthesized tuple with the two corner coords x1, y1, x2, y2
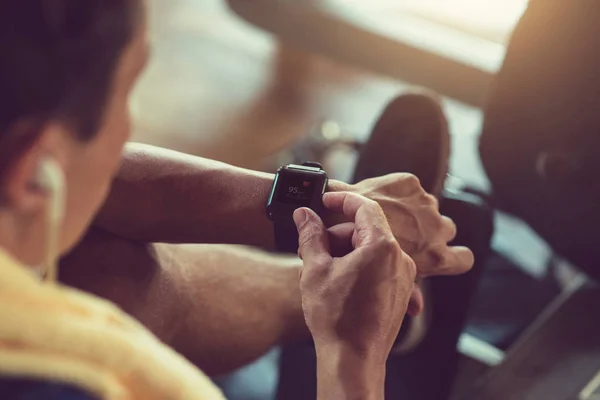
(132, 0, 542, 344)
(129, 1, 600, 399)
(133, 0, 524, 175)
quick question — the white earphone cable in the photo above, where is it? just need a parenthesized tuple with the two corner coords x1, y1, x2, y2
(41, 159, 65, 284)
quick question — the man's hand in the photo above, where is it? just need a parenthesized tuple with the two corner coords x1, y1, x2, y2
(330, 173, 474, 278)
(296, 192, 416, 357)
(295, 192, 416, 399)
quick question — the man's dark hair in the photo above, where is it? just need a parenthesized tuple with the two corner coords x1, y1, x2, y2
(0, 0, 140, 174)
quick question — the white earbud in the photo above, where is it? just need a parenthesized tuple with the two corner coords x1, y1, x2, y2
(37, 157, 64, 194)
(36, 157, 65, 283)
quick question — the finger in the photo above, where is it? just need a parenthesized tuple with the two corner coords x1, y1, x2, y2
(293, 208, 332, 265)
(407, 283, 424, 317)
(323, 192, 390, 247)
(421, 192, 439, 209)
(327, 222, 356, 257)
(328, 222, 355, 240)
(417, 246, 475, 277)
(323, 192, 384, 224)
(442, 216, 457, 242)
(439, 246, 474, 275)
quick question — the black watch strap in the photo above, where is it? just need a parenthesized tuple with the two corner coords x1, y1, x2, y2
(274, 213, 300, 254)
(272, 162, 325, 254)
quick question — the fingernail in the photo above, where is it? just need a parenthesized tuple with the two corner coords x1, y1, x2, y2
(293, 208, 308, 227)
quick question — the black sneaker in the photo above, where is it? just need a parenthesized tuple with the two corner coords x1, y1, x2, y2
(353, 93, 450, 354)
(353, 92, 449, 197)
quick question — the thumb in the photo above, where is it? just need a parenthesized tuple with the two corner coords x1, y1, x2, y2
(293, 208, 331, 263)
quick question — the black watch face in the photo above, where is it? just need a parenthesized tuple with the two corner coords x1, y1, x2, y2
(277, 173, 320, 206)
(267, 167, 327, 219)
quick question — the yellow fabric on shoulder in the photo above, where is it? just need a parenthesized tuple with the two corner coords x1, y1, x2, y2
(0, 249, 225, 400)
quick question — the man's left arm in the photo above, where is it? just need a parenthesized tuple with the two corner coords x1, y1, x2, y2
(97, 142, 473, 275)
(95, 142, 349, 249)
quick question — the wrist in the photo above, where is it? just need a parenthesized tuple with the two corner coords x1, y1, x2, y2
(315, 342, 386, 400)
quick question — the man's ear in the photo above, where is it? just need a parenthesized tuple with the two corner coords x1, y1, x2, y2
(1, 122, 69, 213)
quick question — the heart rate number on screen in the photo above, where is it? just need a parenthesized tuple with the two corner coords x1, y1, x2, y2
(278, 176, 316, 206)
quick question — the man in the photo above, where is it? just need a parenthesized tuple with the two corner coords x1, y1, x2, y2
(0, 0, 473, 398)
(59, 123, 472, 376)
(56, 7, 473, 378)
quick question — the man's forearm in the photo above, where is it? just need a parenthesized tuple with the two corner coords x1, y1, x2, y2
(162, 244, 309, 374)
(96, 143, 277, 247)
(316, 345, 386, 400)
(60, 228, 309, 375)
(97, 143, 349, 248)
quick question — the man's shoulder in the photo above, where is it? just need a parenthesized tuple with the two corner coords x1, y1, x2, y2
(0, 377, 99, 400)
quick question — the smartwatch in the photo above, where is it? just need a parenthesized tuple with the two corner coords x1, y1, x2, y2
(266, 162, 329, 253)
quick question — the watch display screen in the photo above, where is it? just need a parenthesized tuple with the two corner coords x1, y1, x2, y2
(277, 174, 318, 206)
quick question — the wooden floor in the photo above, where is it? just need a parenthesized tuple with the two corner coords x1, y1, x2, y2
(131, 0, 413, 171)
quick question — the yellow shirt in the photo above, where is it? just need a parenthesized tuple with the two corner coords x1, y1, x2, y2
(0, 249, 225, 400)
